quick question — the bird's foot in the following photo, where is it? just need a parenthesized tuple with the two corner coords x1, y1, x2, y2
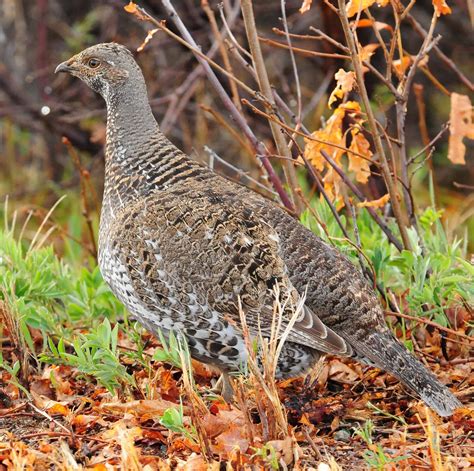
(211, 372, 234, 402)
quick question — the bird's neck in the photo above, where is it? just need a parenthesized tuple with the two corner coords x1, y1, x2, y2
(104, 85, 162, 169)
(101, 84, 194, 212)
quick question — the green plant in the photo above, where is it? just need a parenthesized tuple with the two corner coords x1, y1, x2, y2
(252, 443, 280, 470)
(43, 318, 134, 393)
(152, 330, 183, 369)
(0, 351, 29, 397)
(159, 402, 197, 443)
(301, 197, 473, 327)
(353, 420, 409, 470)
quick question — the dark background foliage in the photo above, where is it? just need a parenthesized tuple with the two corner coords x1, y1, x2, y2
(0, 0, 472, 217)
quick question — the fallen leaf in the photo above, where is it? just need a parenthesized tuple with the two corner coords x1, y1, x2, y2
(358, 193, 390, 208)
(179, 454, 211, 471)
(433, 0, 452, 16)
(328, 69, 356, 108)
(30, 379, 54, 400)
(448, 93, 474, 165)
(100, 399, 187, 420)
(31, 391, 70, 417)
(70, 414, 99, 431)
(206, 409, 250, 458)
(265, 437, 294, 466)
(103, 422, 143, 471)
(299, 0, 313, 13)
(91, 465, 108, 471)
(328, 359, 360, 383)
(201, 413, 229, 439)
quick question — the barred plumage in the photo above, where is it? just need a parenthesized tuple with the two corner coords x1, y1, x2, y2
(55, 43, 461, 416)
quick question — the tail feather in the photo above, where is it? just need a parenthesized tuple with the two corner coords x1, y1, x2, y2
(353, 331, 461, 417)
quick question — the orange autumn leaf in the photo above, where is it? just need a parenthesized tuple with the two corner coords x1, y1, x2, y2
(448, 93, 474, 165)
(304, 107, 346, 170)
(346, 0, 389, 18)
(124, 2, 137, 13)
(304, 101, 366, 209)
(352, 18, 393, 32)
(299, 0, 313, 13)
(328, 68, 356, 107)
(359, 43, 380, 73)
(358, 193, 390, 208)
(323, 167, 344, 211)
(181, 455, 210, 471)
(124, 1, 147, 20)
(393, 56, 413, 76)
(91, 465, 108, 471)
(348, 129, 373, 183)
(433, 0, 452, 16)
(31, 391, 70, 417)
(47, 402, 70, 417)
(359, 43, 379, 63)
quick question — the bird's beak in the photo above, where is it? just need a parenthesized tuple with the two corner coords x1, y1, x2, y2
(55, 60, 74, 74)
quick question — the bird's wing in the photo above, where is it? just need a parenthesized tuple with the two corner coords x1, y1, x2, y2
(109, 188, 352, 357)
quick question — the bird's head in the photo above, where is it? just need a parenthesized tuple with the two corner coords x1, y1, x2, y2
(55, 43, 141, 99)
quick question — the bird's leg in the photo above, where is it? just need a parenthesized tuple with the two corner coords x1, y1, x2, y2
(211, 371, 235, 402)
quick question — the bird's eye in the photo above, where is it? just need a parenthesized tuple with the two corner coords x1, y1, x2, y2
(88, 58, 100, 69)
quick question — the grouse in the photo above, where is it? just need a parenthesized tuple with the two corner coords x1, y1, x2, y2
(55, 43, 461, 416)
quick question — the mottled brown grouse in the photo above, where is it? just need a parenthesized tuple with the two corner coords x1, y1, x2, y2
(55, 43, 461, 416)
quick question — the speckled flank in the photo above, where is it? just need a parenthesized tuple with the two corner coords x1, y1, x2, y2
(59, 43, 461, 416)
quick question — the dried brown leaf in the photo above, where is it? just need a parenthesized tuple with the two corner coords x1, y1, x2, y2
(348, 129, 373, 183)
(100, 399, 187, 419)
(265, 437, 295, 466)
(103, 422, 143, 471)
(358, 193, 390, 208)
(328, 69, 356, 108)
(137, 29, 159, 52)
(299, 0, 313, 14)
(31, 391, 70, 417)
(448, 93, 474, 165)
(328, 359, 360, 384)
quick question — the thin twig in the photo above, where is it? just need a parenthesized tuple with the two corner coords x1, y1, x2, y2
(336, 0, 411, 251)
(320, 150, 403, 251)
(395, 15, 440, 227)
(386, 311, 473, 343)
(258, 36, 351, 60)
(202, 0, 241, 111)
(406, 13, 474, 92)
(139, 2, 295, 211)
(63, 137, 98, 258)
(280, 1, 302, 127)
(241, 0, 301, 212)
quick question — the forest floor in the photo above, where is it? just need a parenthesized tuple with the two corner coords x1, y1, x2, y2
(0, 317, 472, 470)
